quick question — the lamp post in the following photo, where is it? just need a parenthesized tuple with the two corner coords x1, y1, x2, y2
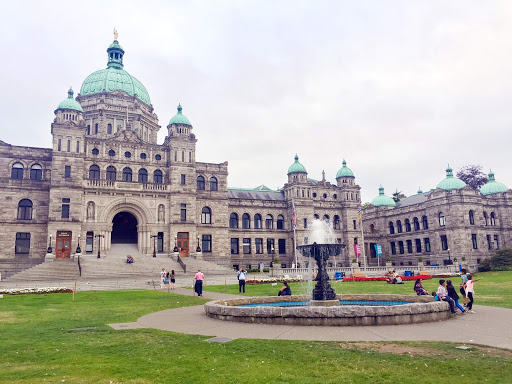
(447, 248, 451, 262)
(76, 235, 81, 254)
(151, 234, 157, 257)
(47, 235, 52, 254)
(196, 236, 201, 253)
(95, 234, 104, 258)
(173, 236, 178, 253)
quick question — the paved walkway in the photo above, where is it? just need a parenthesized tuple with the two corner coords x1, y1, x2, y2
(132, 290, 512, 350)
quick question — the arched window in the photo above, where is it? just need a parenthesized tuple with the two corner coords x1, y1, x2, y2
(138, 168, 148, 183)
(483, 212, 488, 226)
(405, 219, 411, 232)
(490, 212, 496, 226)
(266, 214, 274, 229)
(323, 215, 330, 223)
(422, 215, 429, 230)
(370, 223, 375, 233)
(389, 221, 395, 234)
(229, 213, 239, 228)
(210, 177, 218, 191)
(242, 213, 251, 229)
(30, 164, 42, 180)
(439, 212, 446, 227)
(11, 162, 24, 179)
(397, 220, 403, 233)
(201, 207, 212, 224)
(17, 199, 33, 220)
(197, 176, 205, 190)
(122, 167, 132, 182)
(469, 210, 475, 225)
(254, 214, 262, 229)
(106, 166, 116, 181)
(108, 149, 115, 157)
(277, 215, 285, 229)
(92, 148, 99, 155)
(88, 165, 100, 179)
(333, 215, 341, 230)
(413, 217, 420, 231)
(107, 123, 112, 134)
(314, 214, 319, 220)
(153, 170, 163, 184)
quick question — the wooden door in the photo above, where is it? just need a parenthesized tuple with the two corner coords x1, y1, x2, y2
(177, 232, 189, 257)
(56, 231, 72, 259)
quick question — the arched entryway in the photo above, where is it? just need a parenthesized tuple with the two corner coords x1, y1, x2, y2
(111, 212, 138, 244)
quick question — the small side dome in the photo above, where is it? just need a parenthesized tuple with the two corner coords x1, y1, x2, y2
(371, 185, 396, 207)
(287, 155, 307, 174)
(56, 88, 83, 112)
(336, 159, 355, 178)
(480, 170, 508, 196)
(436, 165, 466, 191)
(169, 104, 191, 126)
(417, 187, 423, 194)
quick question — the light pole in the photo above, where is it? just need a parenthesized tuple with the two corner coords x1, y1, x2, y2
(173, 236, 178, 253)
(47, 235, 52, 254)
(151, 234, 158, 257)
(196, 236, 201, 253)
(95, 234, 104, 258)
(447, 248, 451, 263)
(76, 235, 81, 254)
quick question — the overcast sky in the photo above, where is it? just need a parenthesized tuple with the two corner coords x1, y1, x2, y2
(1, 1, 511, 202)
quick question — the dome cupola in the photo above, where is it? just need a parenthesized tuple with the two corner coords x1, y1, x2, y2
(371, 185, 396, 207)
(436, 165, 467, 191)
(168, 104, 192, 126)
(336, 159, 354, 178)
(56, 87, 83, 112)
(480, 170, 508, 196)
(287, 155, 307, 175)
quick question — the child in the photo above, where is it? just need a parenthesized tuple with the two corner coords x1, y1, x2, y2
(446, 279, 465, 314)
(460, 269, 469, 305)
(437, 279, 456, 314)
(464, 275, 483, 313)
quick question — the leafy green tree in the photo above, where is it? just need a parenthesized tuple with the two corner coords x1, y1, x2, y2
(392, 189, 407, 203)
(456, 165, 488, 190)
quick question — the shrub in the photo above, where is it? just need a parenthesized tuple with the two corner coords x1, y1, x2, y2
(478, 248, 512, 272)
(418, 257, 423, 262)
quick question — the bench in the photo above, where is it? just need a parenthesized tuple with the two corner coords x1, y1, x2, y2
(352, 272, 366, 278)
(419, 271, 431, 276)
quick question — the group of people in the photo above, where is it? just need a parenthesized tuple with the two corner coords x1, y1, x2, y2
(414, 269, 483, 315)
(386, 270, 403, 284)
(159, 268, 176, 290)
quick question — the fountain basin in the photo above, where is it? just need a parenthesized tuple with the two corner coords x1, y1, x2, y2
(204, 294, 450, 326)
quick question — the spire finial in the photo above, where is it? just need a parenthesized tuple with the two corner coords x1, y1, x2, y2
(177, 103, 182, 113)
(113, 28, 118, 40)
(67, 87, 74, 98)
(294, 154, 299, 162)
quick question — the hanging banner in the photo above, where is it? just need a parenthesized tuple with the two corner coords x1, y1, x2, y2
(374, 244, 382, 258)
(353, 244, 361, 258)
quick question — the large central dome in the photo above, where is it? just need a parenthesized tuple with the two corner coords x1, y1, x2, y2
(79, 38, 151, 106)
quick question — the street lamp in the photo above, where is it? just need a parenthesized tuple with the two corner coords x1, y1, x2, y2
(150, 234, 158, 257)
(47, 235, 52, 254)
(173, 236, 178, 253)
(95, 234, 104, 258)
(196, 236, 201, 253)
(447, 248, 451, 262)
(76, 235, 81, 254)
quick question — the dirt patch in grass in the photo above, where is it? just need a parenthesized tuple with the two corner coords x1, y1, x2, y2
(0, 311, 18, 323)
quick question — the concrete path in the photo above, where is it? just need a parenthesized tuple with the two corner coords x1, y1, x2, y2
(135, 291, 512, 350)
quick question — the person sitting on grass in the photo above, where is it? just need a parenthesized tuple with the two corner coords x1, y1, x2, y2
(126, 255, 134, 264)
(278, 281, 292, 296)
(437, 279, 456, 314)
(414, 278, 429, 295)
(386, 270, 395, 284)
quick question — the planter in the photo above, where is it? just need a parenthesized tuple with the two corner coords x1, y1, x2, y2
(385, 262, 392, 268)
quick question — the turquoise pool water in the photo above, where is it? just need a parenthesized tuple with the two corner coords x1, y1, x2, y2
(237, 300, 412, 308)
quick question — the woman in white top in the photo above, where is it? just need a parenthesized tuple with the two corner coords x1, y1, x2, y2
(464, 275, 483, 313)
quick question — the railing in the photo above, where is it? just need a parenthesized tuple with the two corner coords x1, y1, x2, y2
(143, 183, 167, 191)
(87, 179, 115, 188)
(85, 179, 168, 191)
(177, 255, 186, 273)
(77, 255, 82, 277)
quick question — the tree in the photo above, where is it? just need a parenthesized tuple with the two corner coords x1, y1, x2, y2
(361, 202, 371, 210)
(392, 189, 407, 203)
(456, 165, 488, 190)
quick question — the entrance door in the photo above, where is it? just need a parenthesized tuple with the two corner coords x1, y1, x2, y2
(86, 232, 94, 253)
(157, 232, 164, 252)
(177, 232, 189, 257)
(111, 212, 138, 244)
(56, 231, 72, 259)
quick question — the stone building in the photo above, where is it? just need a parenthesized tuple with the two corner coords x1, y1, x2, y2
(0, 35, 363, 275)
(363, 167, 511, 267)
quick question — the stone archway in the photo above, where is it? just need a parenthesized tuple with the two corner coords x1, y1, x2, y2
(111, 212, 138, 244)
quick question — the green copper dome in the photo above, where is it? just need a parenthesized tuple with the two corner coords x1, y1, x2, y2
(480, 170, 508, 196)
(436, 165, 466, 191)
(371, 186, 396, 207)
(336, 159, 355, 178)
(287, 155, 307, 174)
(168, 104, 191, 126)
(79, 39, 152, 106)
(56, 88, 83, 112)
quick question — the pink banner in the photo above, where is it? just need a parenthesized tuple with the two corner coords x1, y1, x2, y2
(353, 244, 361, 258)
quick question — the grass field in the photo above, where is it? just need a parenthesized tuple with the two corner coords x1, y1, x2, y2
(203, 271, 512, 308)
(0, 289, 511, 383)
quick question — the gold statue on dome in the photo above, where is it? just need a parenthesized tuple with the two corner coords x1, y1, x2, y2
(113, 28, 118, 40)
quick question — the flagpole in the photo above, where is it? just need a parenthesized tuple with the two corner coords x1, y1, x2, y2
(292, 200, 297, 268)
(361, 216, 366, 271)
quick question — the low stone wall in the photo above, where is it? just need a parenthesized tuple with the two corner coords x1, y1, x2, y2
(204, 294, 451, 326)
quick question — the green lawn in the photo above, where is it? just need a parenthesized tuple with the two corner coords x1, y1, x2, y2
(0, 289, 510, 383)
(205, 271, 512, 309)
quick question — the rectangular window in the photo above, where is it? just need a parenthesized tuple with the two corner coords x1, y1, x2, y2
(58, 138, 61, 151)
(472, 234, 478, 249)
(182, 151, 184, 162)
(494, 235, 499, 250)
(230, 238, 239, 254)
(202, 235, 212, 253)
(415, 239, 422, 253)
(64, 165, 71, 178)
(189, 152, 192, 163)
(354, 237, 358, 245)
(67, 139, 71, 152)
(398, 241, 404, 254)
(95, 124, 98, 134)
(390, 242, 396, 255)
(76, 140, 80, 153)
(15, 232, 31, 254)
(243, 238, 251, 254)
(424, 238, 431, 252)
(304, 218, 307, 229)
(255, 238, 263, 254)
(487, 235, 492, 250)
(407, 239, 413, 253)
(440, 235, 448, 250)
(174, 151, 177, 162)
(353, 220, 357, 230)
(61, 198, 70, 219)
(181, 174, 186, 185)
(278, 239, 286, 254)
(267, 238, 275, 254)
(180, 208, 186, 222)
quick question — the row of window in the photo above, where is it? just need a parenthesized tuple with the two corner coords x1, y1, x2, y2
(390, 238, 431, 255)
(230, 238, 286, 255)
(89, 165, 163, 183)
(196, 176, 219, 191)
(17, 199, 70, 220)
(11, 163, 43, 180)
(229, 213, 286, 230)
(91, 147, 162, 161)
(390, 234, 501, 255)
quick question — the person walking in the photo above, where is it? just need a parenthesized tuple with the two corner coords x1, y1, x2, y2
(446, 279, 466, 314)
(170, 269, 176, 290)
(437, 279, 456, 314)
(464, 275, 484, 313)
(460, 269, 469, 305)
(237, 268, 247, 293)
(194, 269, 205, 297)
(164, 272, 170, 291)
(160, 268, 166, 288)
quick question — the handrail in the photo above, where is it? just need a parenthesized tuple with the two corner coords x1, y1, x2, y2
(177, 255, 186, 273)
(77, 255, 82, 277)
